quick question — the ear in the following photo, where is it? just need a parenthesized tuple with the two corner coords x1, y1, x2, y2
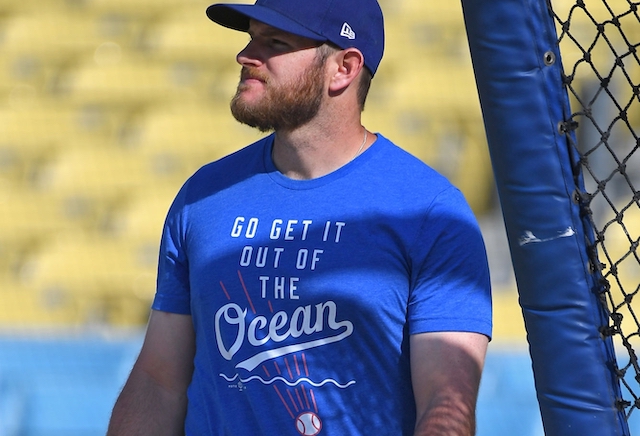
(328, 48, 365, 95)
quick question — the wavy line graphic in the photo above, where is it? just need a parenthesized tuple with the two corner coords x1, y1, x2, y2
(219, 373, 355, 389)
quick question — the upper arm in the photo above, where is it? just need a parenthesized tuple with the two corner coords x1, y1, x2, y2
(410, 331, 489, 436)
(134, 309, 196, 394)
(107, 310, 195, 435)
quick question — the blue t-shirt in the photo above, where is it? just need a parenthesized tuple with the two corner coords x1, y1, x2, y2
(153, 133, 492, 436)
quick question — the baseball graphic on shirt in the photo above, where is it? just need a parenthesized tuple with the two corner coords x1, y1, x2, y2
(296, 412, 322, 435)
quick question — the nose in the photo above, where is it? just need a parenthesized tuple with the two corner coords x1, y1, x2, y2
(236, 40, 262, 67)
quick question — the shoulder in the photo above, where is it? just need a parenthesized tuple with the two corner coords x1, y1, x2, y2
(162, 135, 271, 223)
(375, 135, 452, 182)
(180, 135, 272, 201)
(193, 135, 270, 182)
(365, 134, 462, 203)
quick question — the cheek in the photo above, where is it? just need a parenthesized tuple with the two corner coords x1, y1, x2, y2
(269, 51, 324, 80)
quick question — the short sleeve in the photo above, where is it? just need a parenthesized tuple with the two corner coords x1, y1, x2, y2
(407, 188, 492, 339)
(152, 182, 192, 315)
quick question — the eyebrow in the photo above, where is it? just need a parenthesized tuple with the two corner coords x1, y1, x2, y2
(246, 20, 322, 49)
(247, 22, 289, 38)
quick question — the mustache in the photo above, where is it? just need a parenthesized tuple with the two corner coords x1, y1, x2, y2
(240, 67, 269, 83)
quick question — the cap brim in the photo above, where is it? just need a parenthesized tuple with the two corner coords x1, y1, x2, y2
(206, 4, 326, 42)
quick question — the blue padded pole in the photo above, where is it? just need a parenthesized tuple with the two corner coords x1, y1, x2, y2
(459, 0, 629, 434)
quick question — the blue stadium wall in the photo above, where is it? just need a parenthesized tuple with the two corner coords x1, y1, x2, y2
(460, 0, 629, 434)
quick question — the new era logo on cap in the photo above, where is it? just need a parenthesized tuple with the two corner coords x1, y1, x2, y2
(340, 22, 356, 40)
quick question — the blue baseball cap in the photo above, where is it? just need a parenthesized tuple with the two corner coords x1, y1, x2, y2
(206, 0, 385, 76)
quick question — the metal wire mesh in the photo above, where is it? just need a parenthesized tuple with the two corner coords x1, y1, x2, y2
(550, 0, 640, 421)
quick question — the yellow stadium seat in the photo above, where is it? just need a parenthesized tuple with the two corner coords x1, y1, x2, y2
(0, 0, 69, 14)
(0, 184, 69, 238)
(0, 104, 78, 146)
(0, 276, 83, 327)
(106, 187, 176, 243)
(362, 105, 440, 162)
(440, 122, 493, 214)
(142, 6, 248, 66)
(0, 185, 73, 287)
(1, 12, 115, 62)
(80, 0, 191, 18)
(377, 61, 480, 125)
(21, 145, 164, 234)
(131, 103, 261, 160)
(39, 145, 157, 199)
(384, 2, 468, 57)
(0, 140, 50, 187)
(0, 102, 123, 151)
(392, 0, 465, 25)
(17, 233, 156, 325)
(56, 56, 205, 105)
(0, 56, 48, 99)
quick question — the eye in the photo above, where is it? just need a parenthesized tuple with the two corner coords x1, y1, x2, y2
(270, 38, 289, 48)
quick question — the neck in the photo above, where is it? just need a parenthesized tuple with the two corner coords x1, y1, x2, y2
(271, 120, 373, 180)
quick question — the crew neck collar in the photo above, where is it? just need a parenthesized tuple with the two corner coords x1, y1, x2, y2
(263, 133, 382, 190)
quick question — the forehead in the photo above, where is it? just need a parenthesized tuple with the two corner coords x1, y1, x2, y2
(247, 20, 321, 46)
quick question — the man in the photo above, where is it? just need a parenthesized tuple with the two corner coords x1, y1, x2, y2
(107, 0, 492, 435)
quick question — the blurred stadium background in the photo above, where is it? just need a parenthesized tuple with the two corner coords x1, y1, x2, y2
(0, 0, 533, 434)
